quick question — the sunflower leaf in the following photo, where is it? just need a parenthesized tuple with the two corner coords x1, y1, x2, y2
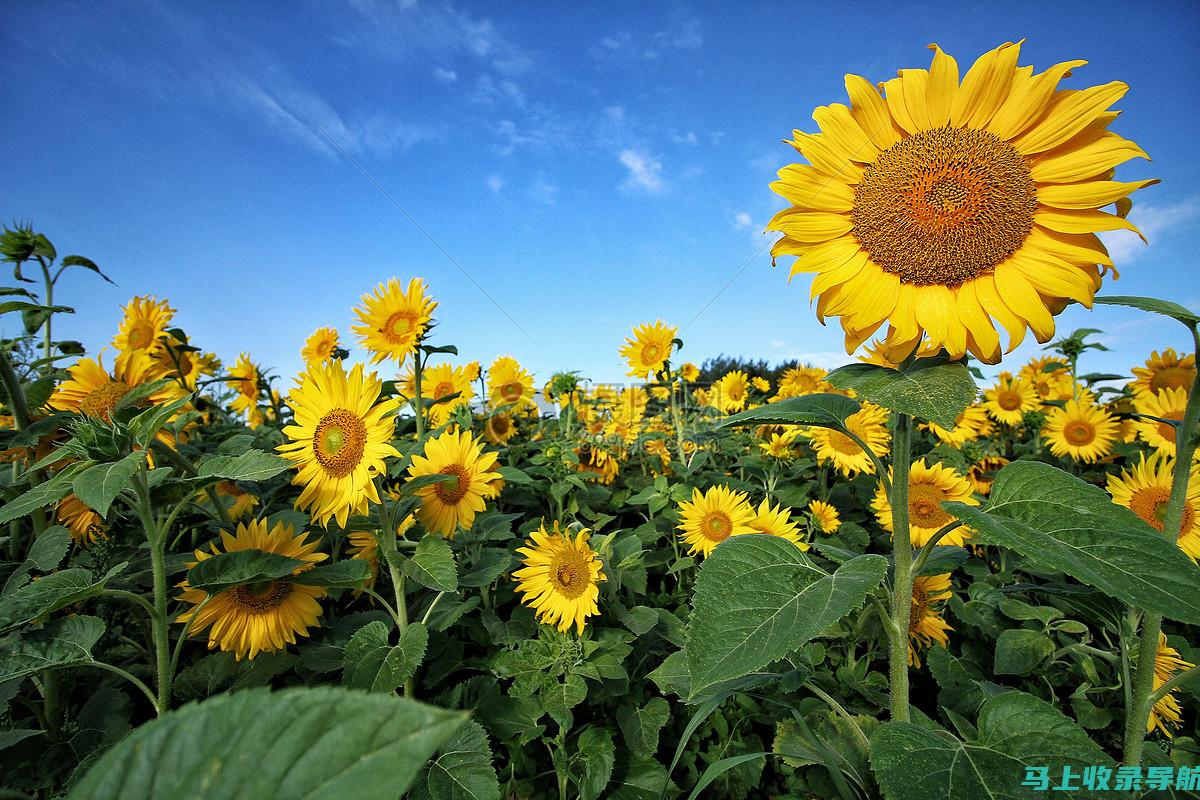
(0, 462, 87, 526)
(946, 461, 1200, 624)
(185, 550, 306, 596)
(404, 535, 458, 593)
(66, 686, 467, 800)
(286, 559, 371, 589)
(574, 726, 615, 800)
(714, 393, 860, 431)
(343, 620, 428, 693)
(0, 564, 125, 632)
(1094, 294, 1200, 329)
(196, 450, 292, 482)
(71, 451, 146, 517)
(411, 720, 500, 800)
(684, 536, 887, 700)
(825, 358, 977, 428)
(0, 615, 106, 683)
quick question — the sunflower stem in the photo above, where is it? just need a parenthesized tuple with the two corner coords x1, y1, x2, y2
(412, 350, 426, 442)
(887, 411, 914, 722)
(38, 256, 54, 372)
(133, 468, 173, 716)
(1122, 325, 1200, 766)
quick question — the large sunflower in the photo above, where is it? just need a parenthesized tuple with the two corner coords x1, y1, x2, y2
(620, 320, 677, 378)
(353, 277, 437, 365)
(1131, 349, 1195, 399)
(768, 42, 1153, 363)
(1133, 387, 1187, 456)
(1043, 398, 1119, 463)
(176, 520, 327, 660)
(1148, 633, 1195, 737)
(112, 295, 175, 368)
(1108, 453, 1200, 561)
(809, 401, 891, 477)
(277, 361, 401, 528)
(982, 373, 1039, 425)
(749, 498, 807, 550)
(487, 355, 536, 412)
(909, 574, 954, 667)
(406, 427, 501, 537)
(676, 485, 757, 558)
(872, 458, 977, 546)
(513, 522, 606, 635)
(301, 327, 340, 365)
(49, 350, 182, 422)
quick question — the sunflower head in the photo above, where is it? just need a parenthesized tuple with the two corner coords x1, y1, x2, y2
(809, 401, 891, 477)
(768, 42, 1153, 364)
(404, 362, 476, 429)
(750, 498, 807, 550)
(1107, 453, 1200, 561)
(574, 444, 620, 485)
(909, 574, 954, 667)
(1133, 387, 1188, 456)
(113, 295, 175, 364)
(406, 427, 501, 538)
(1148, 633, 1195, 736)
(301, 327, 341, 365)
(488, 355, 536, 411)
(983, 374, 1039, 425)
(620, 320, 678, 379)
(676, 484, 757, 558)
(1042, 398, 1119, 463)
(484, 411, 517, 445)
(352, 277, 437, 365)
(513, 522, 606, 635)
(807, 499, 841, 534)
(57, 494, 107, 544)
(1132, 349, 1196, 399)
(873, 458, 977, 546)
(710, 370, 750, 414)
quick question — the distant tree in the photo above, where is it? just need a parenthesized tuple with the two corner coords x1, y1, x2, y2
(696, 354, 807, 385)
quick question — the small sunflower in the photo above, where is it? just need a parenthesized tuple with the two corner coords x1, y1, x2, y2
(277, 361, 401, 528)
(484, 411, 517, 445)
(112, 296, 175, 368)
(923, 405, 993, 447)
(768, 42, 1153, 364)
(760, 431, 798, 459)
(1133, 387, 1187, 456)
(620, 320, 677, 378)
(57, 494, 106, 544)
(49, 350, 182, 422)
(226, 353, 260, 418)
(301, 327, 340, 365)
(1020, 357, 1074, 401)
(809, 401, 891, 477)
(710, 370, 750, 414)
(176, 520, 327, 661)
(749, 498, 807, 549)
(680, 362, 700, 382)
(406, 427, 501, 538)
(1132, 349, 1195, 399)
(513, 522, 606, 635)
(751, 376, 771, 394)
(872, 458, 977, 547)
(487, 355, 536, 412)
(214, 480, 259, 520)
(1042, 399, 1119, 463)
(575, 444, 619, 485)
(352, 277, 437, 365)
(676, 485, 757, 558)
(1148, 633, 1195, 737)
(909, 574, 954, 667)
(967, 455, 1009, 496)
(775, 365, 831, 399)
(1108, 453, 1200, 561)
(807, 499, 841, 534)
(403, 362, 476, 428)
(982, 373, 1039, 425)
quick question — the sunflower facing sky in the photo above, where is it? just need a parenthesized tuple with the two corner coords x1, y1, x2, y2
(406, 427, 501, 537)
(402, 361, 477, 428)
(1042, 398, 1120, 463)
(513, 522, 606, 635)
(620, 320, 677, 378)
(176, 519, 328, 661)
(277, 361, 400, 528)
(1108, 453, 1200, 561)
(768, 41, 1153, 364)
(353, 277, 437, 365)
(1131, 349, 1195, 398)
(710, 370, 750, 414)
(872, 458, 977, 546)
(676, 484, 757, 558)
(49, 350, 184, 423)
(112, 295, 174, 369)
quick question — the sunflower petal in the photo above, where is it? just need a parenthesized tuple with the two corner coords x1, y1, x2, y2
(950, 40, 1023, 129)
(925, 44, 960, 128)
(1011, 81, 1129, 155)
(845, 73, 901, 149)
(1037, 178, 1159, 210)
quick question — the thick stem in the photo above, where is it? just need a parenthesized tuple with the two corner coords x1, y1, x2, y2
(412, 351, 426, 442)
(666, 367, 687, 463)
(887, 412, 914, 722)
(39, 258, 54, 371)
(134, 471, 172, 715)
(1122, 325, 1200, 766)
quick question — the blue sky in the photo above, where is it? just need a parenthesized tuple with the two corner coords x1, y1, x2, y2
(4, 1, 1200, 390)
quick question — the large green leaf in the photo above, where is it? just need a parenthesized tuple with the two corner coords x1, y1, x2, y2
(343, 620, 427, 693)
(946, 461, 1200, 624)
(196, 450, 292, 481)
(870, 691, 1120, 800)
(684, 536, 887, 699)
(993, 629, 1054, 676)
(1094, 295, 1200, 328)
(185, 550, 305, 595)
(404, 535, 458, 593)
(0, 564, 125, 632)
(286, 559, 371, 588)
(128, 394, 194, 448)
(716, 393, 860, 430)
(0, 615, 105, 683)
(825, 358, 977, 428)
(413, 720, 500, 800)
(67, 687, 466, 800)
(0, 463, 85, 525)
(617, 697, 671, 755)
(574, 726, 616, 800)
(72, 451, 146, 516)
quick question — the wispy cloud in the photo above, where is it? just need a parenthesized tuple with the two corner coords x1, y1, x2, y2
(432, 67, 458, 83)
(619, 149, 665, 193)
(1098, 197, 1200, 264)
(733, 212, 753, 230)
(589, 11, 703, 62)
(486, 174, 504, 193)
(530, 174, 559, 205)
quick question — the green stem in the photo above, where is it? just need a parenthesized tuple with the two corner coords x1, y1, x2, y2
(412, 351, 426, 442)
(89, 661, 161, 713)
(808, 683, 870, 753)
(0, 347, 32, 429)
(39, 257, 54, 371)
(666, 366, 687, 464)
(887, 412, 914, 722)
(421, 591, 446, 626)
(910, 521, 964, 576)
(133, 470, 172, 715)
(1122, 325, 1200, 766)
(102, 589, 158, 619)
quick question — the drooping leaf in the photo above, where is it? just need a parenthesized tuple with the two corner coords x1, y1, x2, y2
(825, 358, 977, 428)
(196, 450, 292, 482)
(1094, 295, 1200, 328)
(0, 565, 125, 632)
(404, 535, 458, 593)
(0, 615, 105, 683)
(0, 464, 85, 525)
(715, 393, 860, 431)
(185, 550, 305, 596)
(343, 620, 428, 693)
(66, 686, 466, 800)
(947, 461, 1200, 624)
(72, 451, 146, 516)
(685, 536, 886, 699)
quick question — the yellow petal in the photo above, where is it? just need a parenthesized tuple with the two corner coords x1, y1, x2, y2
(890, 284, 921, 343)
(791, 131, 864, 182)
(1029, 130, 1149, 183)
(914, 285, 955, 350)
(883, 75, 921, 135)
(772, 164, 855, 210)
(811, 250, 868, 299)
(900, 69, 933, 131)
(1037, 178, 1158, 210)
(1010, 82, 1128, 155)
(925, 44, 960, 128)
(839, 263, 900, 329)
(1035, 206, 1145, 241)
(975, 273, 1027, 352)
(987, 60, 1087, 140)
(845, 73, 900, 150)
(994, 261, 1055, 342)
(1024, 226, 1113, 267)
(812, 103, 878, 163)
(1007, 250, 1095, 306)
(950, 41, 1023, 129)
(955, 280, 1000, 359)
(784, 236, 862, 278)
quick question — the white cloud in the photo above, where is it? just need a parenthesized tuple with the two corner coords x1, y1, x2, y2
(673, 131, 698, 146)
(619, 149, 665, 193)
(486, 174, 504, 193)
(1098, 198, 1200, 264)
(530, 175, 558, 205)
(432, 66, 457, 83)
(589, 13, 702, 62)
(733, 212, 753, 230)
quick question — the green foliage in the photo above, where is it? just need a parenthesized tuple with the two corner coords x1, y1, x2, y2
(826, 358, 978, 428)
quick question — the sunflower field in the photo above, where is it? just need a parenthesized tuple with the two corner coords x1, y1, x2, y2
(3, 41, 1200, 800)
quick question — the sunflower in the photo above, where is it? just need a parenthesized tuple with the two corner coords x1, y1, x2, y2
(484, 411, 517, 445)
(277, 361, 401, 528)
(301, 327, 340, 365)
(909, 574, 954, 667)
(924, 405, 993, 447)
(1108, 453, 1200, 561)
(352, 278, 437, 365)
(872, 458, 977, 546)
(575, 444, 619, 485)
(1020, 357, 1075, 401)
(1042, 399, 1119, 463)
(751, 376, 771, 394)
(620, 320, 677, 378)
(1147, 633, 1195, 736)
(57, 494, 106, 544)
(513, 522, 606, 635)
(487, 355, 536, 412)
(809, 401, 891, 477)
(226, 353, 260, 418)
(406, 427, 501, 537)
(214, 480, 259, 520)
(176, 520, 326, 661)
(858, 340, 903, 369)
(676, 485, 757, 558)
(760, 431, 798, 459)
(112, 296, 175, 368)
(1132, 349, 1195, 399)
(710, 371, 750, 414)
(680, 362, 700, 382)
(403, 362, 476, 429)
(983, 373, 1039, 425)
(768, 42, 1153, 363)
(808, 499, 841, 534)
(1133, 387, 1187, 456)
(750, 498, 807, 549)
(48, 350, 182, 422)
(347, 513, 416, 593)
(774, 365, 830, 399)
(967, 455, 1009, 496)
